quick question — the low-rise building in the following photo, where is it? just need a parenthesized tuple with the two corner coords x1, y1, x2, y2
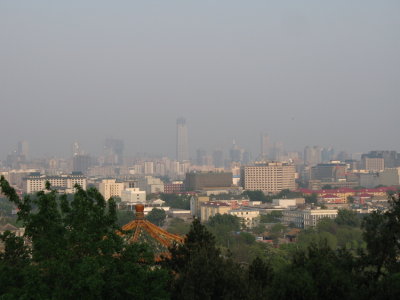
(164, 181, 185, 194)
(282, 209, 338, 228)
(24, 172, 87, 194)
(121, 188, 146, 203)
(229, 208, 260, 228)
(272, 198, 305, 208)
(200, 201, 231, 222)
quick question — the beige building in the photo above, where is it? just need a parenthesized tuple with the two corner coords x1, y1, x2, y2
(362, 157, 385, 172)
(190, 196, 210, 217)
(99, 179, 124, 201)
(200, 201, 231, 222)
(240, 162, 296, 194)
(229, 208, 260, 228)
(24, 173, 87, 194)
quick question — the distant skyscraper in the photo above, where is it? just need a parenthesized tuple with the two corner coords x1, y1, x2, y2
(176, 118, 189, 162)
(260, 134, 269, 159)
(271, 142, 284, 162)
(213, 149, 224, 168)
(17, 141, 29, 158)
(196, 148, 207, 166)
(230, 140, 242, 163)
(104, 138, 124, 165)
(304, 146, 322, 166)
(72, 141, 82, 157)
(73, 154, 91, 174)
(321, 147, 334, 162)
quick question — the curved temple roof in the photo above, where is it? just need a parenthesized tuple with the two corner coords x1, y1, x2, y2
(120, 204, 184, 259)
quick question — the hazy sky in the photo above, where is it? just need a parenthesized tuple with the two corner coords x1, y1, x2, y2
(1, 1, 399, 159)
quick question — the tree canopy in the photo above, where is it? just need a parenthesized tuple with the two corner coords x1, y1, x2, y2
(0, 176, 169, 300)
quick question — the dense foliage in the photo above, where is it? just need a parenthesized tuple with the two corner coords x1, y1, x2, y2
(0, 176, 168, 300)
(146, 208, 167, 226)
(2, 175, 400, 299)
(159, 193, 191, 210)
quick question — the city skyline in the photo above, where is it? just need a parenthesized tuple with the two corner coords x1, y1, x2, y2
(1, 1, 399, 158)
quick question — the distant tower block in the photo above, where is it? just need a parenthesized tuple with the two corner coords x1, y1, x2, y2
(17, 141, 29, 158)
(260, 134, 269, 159)
(176, 118, 189, 162)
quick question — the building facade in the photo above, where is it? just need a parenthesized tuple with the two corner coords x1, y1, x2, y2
(121, 188, 146, 203)
(99, 179, 124, 201)
(185, 172, 233, 191)
(240, 162, 296, 194)
(282, 209, 338, 228)
(176, 118, 189, 162)
(24, 172, 87, 194)
(229, 208, 260, 228)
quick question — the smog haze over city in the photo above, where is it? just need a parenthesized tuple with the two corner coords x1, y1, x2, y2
(1, 1, 400, 159)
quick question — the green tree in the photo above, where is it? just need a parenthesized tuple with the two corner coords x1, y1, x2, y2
(206, 214, 241, 246)
(116, 209, 135, 226)
(305, 193, 318, 204)
(167, 218, 191, 235)
(242, 190, 268, 202)
(159, 193, 190, 209)
(0, 176, 169, 299)
(166, 219, 244, 300)
(260, 211, 283, 223)
(146, 208, 167, 226)
(247, 257, 273, 300)
(335, 209, 361, 227)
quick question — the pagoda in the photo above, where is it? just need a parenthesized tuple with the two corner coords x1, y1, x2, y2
(120, 204, 184, 259)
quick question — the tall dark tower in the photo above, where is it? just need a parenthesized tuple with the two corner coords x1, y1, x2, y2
(176, 118, 189, 162)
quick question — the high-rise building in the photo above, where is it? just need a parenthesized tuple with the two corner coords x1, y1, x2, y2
(310, 162, 347, 182)
(72, 154, 91, 174)
(230, 140, 242, 162)
(240, 162, 296, 194)
(104, 138, 124, 165)
(176, 118, 189, 162)
(260, 134, 269, 160)
(17, 141, 29, 158)
(361, 156, 385, 171)
(362, 151, 399, 168)
(72, 141, 82, 157)
(271, 142, 284, 161)
(212, 149, 224, 168)
(196, 149, 207, 166)
(304, 146, 322, 166)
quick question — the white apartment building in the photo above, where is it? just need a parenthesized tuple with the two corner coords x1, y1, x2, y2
(24, 173, 87, 194)
(121, 188, 146, 203)
(241, 162, 296, 194)
(282, 209, 338, 228)
(229, 208, 260, 228)
(98, 179, 124, 201)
